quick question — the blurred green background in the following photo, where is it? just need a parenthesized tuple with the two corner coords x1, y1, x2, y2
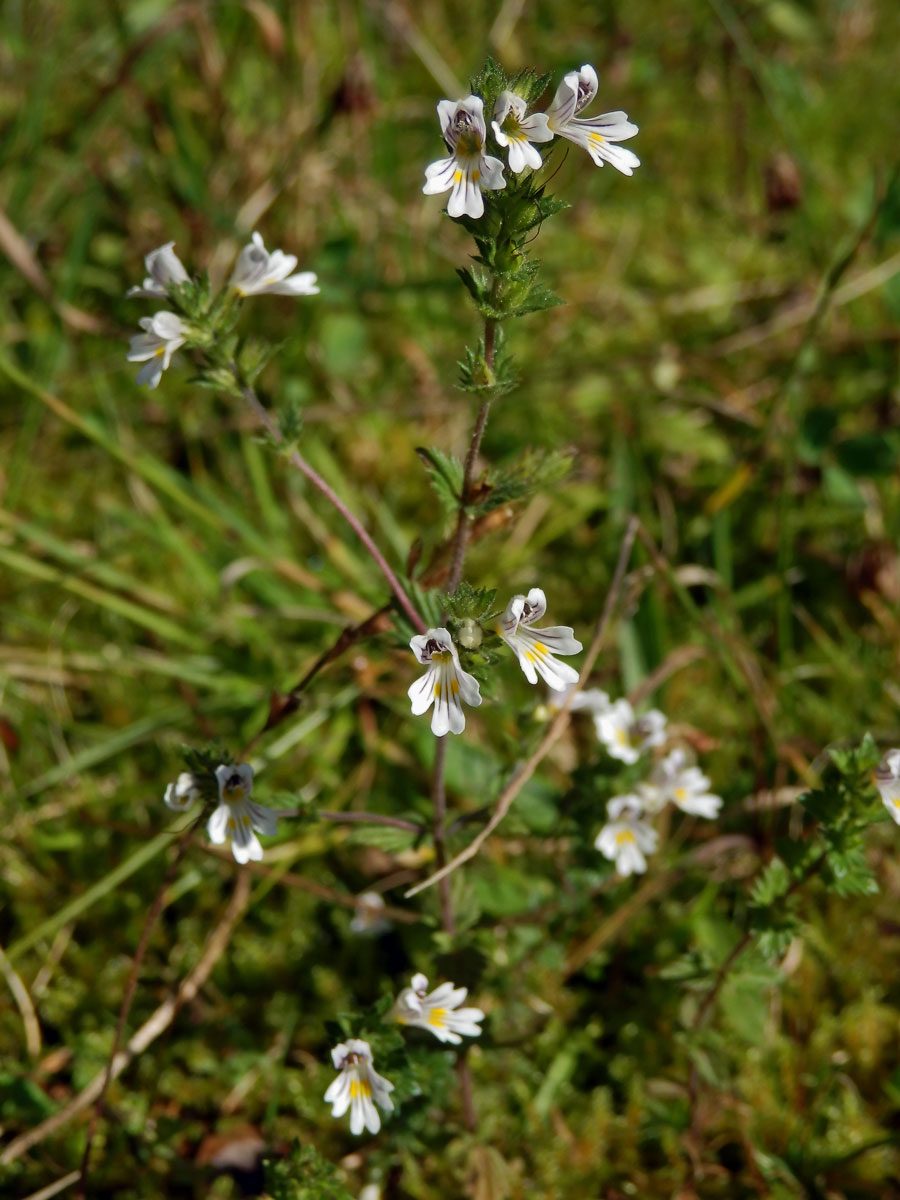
(3, 0, 900, 1196)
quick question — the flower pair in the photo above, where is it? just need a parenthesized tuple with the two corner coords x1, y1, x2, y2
(408, 587, 582, 736)
(126, 232, 318, 389)
(595, 748, 723, 876)
(325, 973, 483, 1135)
(164, 762, 278, 864)
(423, 64, 640, 219)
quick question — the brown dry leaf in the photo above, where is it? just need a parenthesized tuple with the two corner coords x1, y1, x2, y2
(467, 1145, 511, 1200)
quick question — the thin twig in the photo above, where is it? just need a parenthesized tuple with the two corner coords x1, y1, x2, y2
(0, 941, 41, 1057)
(239, 381, 425, 634)
(20, 1172, 81, 1200)
(407, 515, 639, 899)
(199, 846, 420, 923)
(431, 736, 455, 934)
(1, 872, 251, 1167)
(242, 603, 393, 754)
(319, 810, 424, 833)
(446, 395, 493, 593)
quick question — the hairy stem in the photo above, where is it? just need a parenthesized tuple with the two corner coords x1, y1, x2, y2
(409, 515, 639, 899)
(237, 379, 426, 634)
(692, 850, 826, 1029)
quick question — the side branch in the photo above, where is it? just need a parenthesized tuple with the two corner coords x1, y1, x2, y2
(407, 515, 639, 899)
(239, 382, 426, 634)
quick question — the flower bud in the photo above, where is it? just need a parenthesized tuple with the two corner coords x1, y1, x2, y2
(457, 618, 483, 649)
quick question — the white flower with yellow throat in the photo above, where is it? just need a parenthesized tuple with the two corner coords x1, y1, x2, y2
(496, 587, 582, 691)
(392, 973, 484, 1045)
(408, 627, 482, 736)
(595, 795, 658, 876)
(324, 1039, 394, 1135)
(207, 763, 278, 864)
(423, 95, 506, 219)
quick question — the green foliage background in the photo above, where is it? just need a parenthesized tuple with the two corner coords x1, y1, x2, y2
(2, 0, 900, 1196)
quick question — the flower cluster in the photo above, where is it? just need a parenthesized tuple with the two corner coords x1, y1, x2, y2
(126, 232, 318, 389)
(324, 972, 483, 1135)
(408, 587, 582, 736)
(423, 63, 640, 219)
(163, 760, 278, 865)
(575, 693, 723, 876)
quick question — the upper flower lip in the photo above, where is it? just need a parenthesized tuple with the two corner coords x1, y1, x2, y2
(127, 241, 189, 298)
(436, 95, 487, 150)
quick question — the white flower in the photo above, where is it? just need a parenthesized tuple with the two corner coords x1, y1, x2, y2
(546, 64, 640, 175)
(641, 748, 722, 818)
(408, 627, 482, 736)
(423, 95, 506, 219)
(126, 311, 187, 389)
(393, 972, 484, 1045)
(350, 892, 391, 936)
(496, 587, 583, 692)
(595, 697, 666, 764)
(230, 231, 320, 297)
(127, 241, 189, 298)
(164, 771, 200, 812)
(595, 795, 658, 875)
(324, 1039, 394, 1135)
(207, 763, 278, 865)
(491, 90, 553, 173)
(873, 749, 900, 824)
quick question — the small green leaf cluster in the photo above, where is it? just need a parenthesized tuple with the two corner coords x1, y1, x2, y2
(264, 1140, 355, 1200)
(416, 446, 464, 515)
(472, 448, 574, 517)
(469, 58, 550, 119)
(749, 734, 884, 956)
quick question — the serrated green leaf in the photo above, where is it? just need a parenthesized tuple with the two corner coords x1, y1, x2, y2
(264, 1141, 354, 1200)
